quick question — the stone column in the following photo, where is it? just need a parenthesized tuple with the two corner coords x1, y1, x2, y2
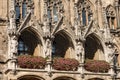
(95, 0, 103, 28)
(45, 38, 52, 77)
(105, 42, 116, 79)
(9, 0, 16, 34)
(75, 40, 85, 79)
(8, 0, 17, 74)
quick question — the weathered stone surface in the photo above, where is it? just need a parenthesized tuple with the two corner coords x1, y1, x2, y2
(0, 0, 120, 80)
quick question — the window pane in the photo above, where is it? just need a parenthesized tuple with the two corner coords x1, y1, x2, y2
(15, 6, 20, 19)
(53, 7, 58, 22)
(82, 9, 86, 26)
(47, 10, 51, 19)
(22, 2, 27, 18)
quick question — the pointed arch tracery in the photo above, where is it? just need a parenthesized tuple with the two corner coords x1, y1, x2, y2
(106, 5, 117, 29)
(53, 76, 76, 80)
(85, 33, 105, 60)
(18, 28, 44, 57)
(52, 30, 75, 58)
(15, 0, 34, 27)
(77, 0, 94, 26)
(18, 75, 45, 80)
(47, 0, 64, 24)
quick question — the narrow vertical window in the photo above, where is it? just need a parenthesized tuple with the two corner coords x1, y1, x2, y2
(107, 17, 110, 28)
(82, 9, 86, 26)
(111, 17, 115, 29)
(15, 5, 20, 20)
(47, 9, 51, 19)
(88, 14, 91, 23)
(22, 2, 27, 18)
(53, 6, 58, 22)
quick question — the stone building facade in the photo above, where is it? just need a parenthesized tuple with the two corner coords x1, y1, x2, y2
(0, 0, 120, 80)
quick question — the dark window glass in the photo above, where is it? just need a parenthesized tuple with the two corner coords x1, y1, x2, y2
(88, 14, 91, 23)
(48, 10, 51, 19)
(52, 41, 56, 57)
(111, 17, 115, 29)
(22, 2, 27, 18)
(82, 9, 86, 26)
(53, 7, 58, 22)
(15, 6, 20, 20)
(18, 39, 28, 55)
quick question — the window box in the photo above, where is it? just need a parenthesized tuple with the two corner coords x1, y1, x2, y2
(84, 60, 110, 73)
(18, 55, 46, 69)
(52, 58, 79, 71)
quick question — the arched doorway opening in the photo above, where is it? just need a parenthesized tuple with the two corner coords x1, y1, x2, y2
(85, 34, 104, 60)
(52, 31, 74, 58)
(53, 76, 75, 80)
(88, 78, 104, 80)
(18, 75, 44, 80)
(18, 29, 43, 56)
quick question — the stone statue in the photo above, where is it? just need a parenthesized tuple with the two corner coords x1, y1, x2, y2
(45, 39, 52, 60)
(76, 41, 84, 63)
(107, 44, 115, 65)
(10, 35, 18, 57)
(9, 10, 15, 19)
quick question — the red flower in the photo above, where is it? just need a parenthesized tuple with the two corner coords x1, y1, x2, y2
(18, 55, 46, 69)
(84, 60, 110, 73)
(52, 58, 79, 71)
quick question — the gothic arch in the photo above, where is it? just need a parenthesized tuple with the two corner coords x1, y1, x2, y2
(17, 75, 45, 80)
(18, 28, 44, 57)
(106, 4, 116, 16)
(87, 77, 104, 80)
(54, 29, 76, 49)
(85, 33, 105, 60)
(53, 76, 76, 80)
(87, 0, 95, 10)
(19, 26, 45, 46)
(106, 5, 117, 29)
(52, 30, 75, 58)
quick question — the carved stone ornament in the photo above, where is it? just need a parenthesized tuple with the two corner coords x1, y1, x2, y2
(9, 10, 16, 19)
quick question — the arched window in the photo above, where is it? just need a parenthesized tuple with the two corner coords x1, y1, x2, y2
(85, 34, 104, 60)
(77, 1, 93, 26)
(18, 30, 41, 56)
(52, 32, 74, 58)
(47, 0, 63, 23)
(106, 5, 116, 29)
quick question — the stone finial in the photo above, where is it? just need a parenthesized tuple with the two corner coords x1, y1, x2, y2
(95, 0, 102, 5)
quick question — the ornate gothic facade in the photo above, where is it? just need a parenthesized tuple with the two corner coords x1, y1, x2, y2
(0, 0, 120, 80)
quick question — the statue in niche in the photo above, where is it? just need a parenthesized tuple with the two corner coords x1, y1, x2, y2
(107, 44, 116, 65)
(9, 10, 15, 19)
(10, 35, 18, 57)
(45, 39, 52, 60)
(76, 41, 84, 63)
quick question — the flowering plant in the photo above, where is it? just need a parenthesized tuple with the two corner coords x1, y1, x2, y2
(84, 60, 110, 73)
(52, 58, 79, 71)
(17, 55, 46, 69)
